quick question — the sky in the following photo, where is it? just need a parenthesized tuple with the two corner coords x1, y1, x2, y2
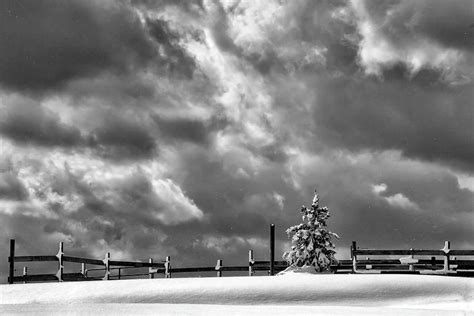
(0, 0, 473, 280)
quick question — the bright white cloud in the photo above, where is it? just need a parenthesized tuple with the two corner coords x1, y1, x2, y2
(350, 0, 471, 84)
(372, 183, 420, 211)
(456, 173, 474, 193)
(272, 192, 285, 210)
(372, 183, 387, 194)
(151, 178, 204, 225)
(385, 193, 420, 211)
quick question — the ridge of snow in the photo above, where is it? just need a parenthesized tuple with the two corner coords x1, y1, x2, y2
(1, 274, 472, 310)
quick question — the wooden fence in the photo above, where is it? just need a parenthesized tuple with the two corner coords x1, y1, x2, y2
(348, 241, 474, 276)
(8, 237, 474, 284)
(7, 239, 169, 284)
(7, 239, 281, 284)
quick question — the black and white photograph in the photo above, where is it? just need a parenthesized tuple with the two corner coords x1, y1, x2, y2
(0, 0, 473, 315)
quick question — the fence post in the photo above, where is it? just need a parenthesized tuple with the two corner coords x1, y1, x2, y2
(23, 266, 27, 284)
(431, 256, 436, 270)
(81, 263, 87, 278)
(103, 252, 110, 280)
(56, 242, 64, 282)
(248, 249, 254, 276)
(216, 259, 222, 277)
(270, 223, 275, 276)
(149, 258, 154, 279)
(165, 256, 171, 278)
(351, 241, 357, 273)
(409, 248, 415, 271)
(8, 239, 15, 284)
(442, 241, 450, 272)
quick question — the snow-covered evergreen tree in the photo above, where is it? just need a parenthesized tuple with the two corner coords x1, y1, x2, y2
(283, 191, 339, 272)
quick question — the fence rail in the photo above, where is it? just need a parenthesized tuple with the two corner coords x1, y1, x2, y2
(350, 241, 474, 275)
(7, 236, 474, 284)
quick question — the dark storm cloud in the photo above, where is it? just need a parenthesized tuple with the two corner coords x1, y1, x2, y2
(146, 19, 197, 79)
(0, 0, 155, 92)
(153, 116, 209, 144)
(152, 114, 229, 145)
(0, 98, 83, 147)
(312, 76, 474, 171)
(89, 114, 157, 161)
(362, 0, 474, 51)
(0, 172, 28, 201)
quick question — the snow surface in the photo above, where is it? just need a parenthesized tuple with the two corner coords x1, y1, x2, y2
(1, 274, 473, 315)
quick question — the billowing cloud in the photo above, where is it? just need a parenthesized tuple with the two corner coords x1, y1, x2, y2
(0, 96, 83, 147)
(350, 0, 473, 84)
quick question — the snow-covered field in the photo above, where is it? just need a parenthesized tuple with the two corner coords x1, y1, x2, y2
(1, 274, 473, 315)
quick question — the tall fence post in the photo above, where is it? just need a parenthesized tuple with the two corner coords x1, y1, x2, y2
(351, 241, 357, 273)
(248, 249, 254, 276)
(216, 259, 223, 277)
(23, 266, 28, 284)
(443, 241, 451, 272)
(165, 256, 171, 278)
(103, 252, 110, 280)
(8, 239, 15, 284)
(149, 258, 154, 279)
(270, 223, 275, 276)
(56, 242, 64, 282)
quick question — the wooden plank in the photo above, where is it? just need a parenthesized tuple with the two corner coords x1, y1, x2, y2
(13, 274, 58, 282)
(418, 259, 444, 264)
(169, 267, 217, 273)
(364, 264, 411, 270)
(354, 259, 401, 265)
(220, 266, 250, 272)
(412, 250, 447, 256)
(451, 259, 474, 265)
(13, 255, 58, 262)
(109, 260, 164, 268)
(335, 260, 352, 265)
(62, 256, 104, 266)
(253, 266, 272, 271)
(455, 263, 474, 269)
(456, 271, 474, 276)
(252, 260, 269, 266)
(62, 273, 88, 281)
(113, 273, 151, 278)
(450, 250, 474, 256)
(381, 270, 420, 274)
(354, 249, 445, 256)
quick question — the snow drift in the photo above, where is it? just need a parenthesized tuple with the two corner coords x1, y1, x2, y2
(1, 274, 473, 315)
